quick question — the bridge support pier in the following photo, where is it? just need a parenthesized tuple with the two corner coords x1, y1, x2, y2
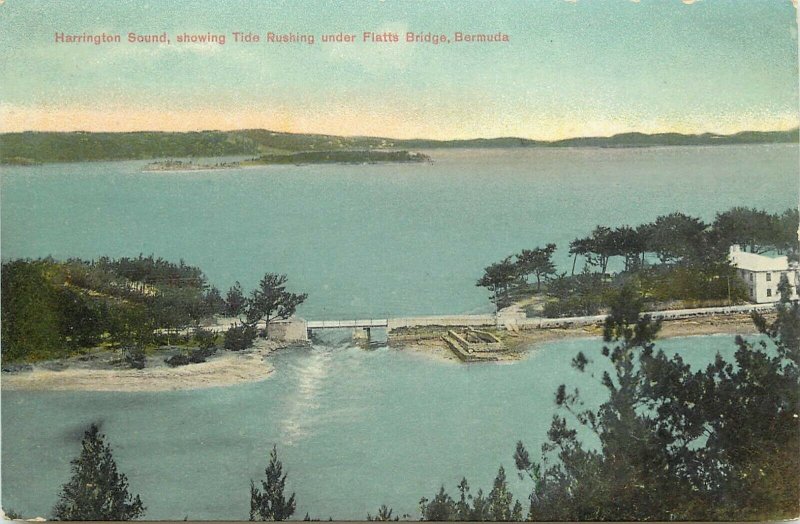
(353, 327, 371, 343)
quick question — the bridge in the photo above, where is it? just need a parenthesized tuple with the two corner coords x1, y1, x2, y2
(189, 302, 777, 343)
(306, 319, 389, 329)
(304, 314, 498, 341)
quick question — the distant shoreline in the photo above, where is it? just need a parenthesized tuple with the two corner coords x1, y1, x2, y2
(2, 128, 796, 165)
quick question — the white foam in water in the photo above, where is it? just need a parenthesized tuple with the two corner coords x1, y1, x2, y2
(281, 346, 334, 444)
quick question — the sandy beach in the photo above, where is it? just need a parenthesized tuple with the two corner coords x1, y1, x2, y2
(1, 340, 286, 392)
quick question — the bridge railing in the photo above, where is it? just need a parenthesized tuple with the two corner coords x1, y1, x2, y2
(307, 319, 389, 329)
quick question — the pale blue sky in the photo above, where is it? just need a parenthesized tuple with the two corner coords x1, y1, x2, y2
(1, 0, 797, 139)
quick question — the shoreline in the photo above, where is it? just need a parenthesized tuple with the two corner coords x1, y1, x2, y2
(1, 313, 763, 392)
(0, 339, 290, 393)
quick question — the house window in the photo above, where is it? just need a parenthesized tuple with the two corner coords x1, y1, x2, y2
(766, 273, 772, 282)
(749, 273, 753, 282)
(767, 289, 772, 297)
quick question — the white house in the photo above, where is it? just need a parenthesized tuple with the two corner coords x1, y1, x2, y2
(729, 245, 800, 303)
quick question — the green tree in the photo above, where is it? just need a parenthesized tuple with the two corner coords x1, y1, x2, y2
(647, 212, 707, 264)
(711, 207, 784, 254)
(243, 274, 308, 336)
(53, 424, 145, 521)
(1, 260, 64, 362)
(515, 284, 800, 520)
(203, 286, 227, 315)
(568, 237, 592, 275)
(418, 471, 523, 521)
(226, 281, 247, 316)
(250, 445, 296, 521)
(516, 243, 557, 291)
(610, 225, 645, 271)
(487, 466, 514, 521)
(476, 257, 518, 310)
(593, 225, 616, 274)
(776, 208, 800, 254)
(367, 505, 398, 521)
(419, 487, 456, 521)
(57, 287, 105, 349)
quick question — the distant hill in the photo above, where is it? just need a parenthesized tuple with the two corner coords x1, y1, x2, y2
(396, 129, 800, 148)
(0, 128, 796, 164)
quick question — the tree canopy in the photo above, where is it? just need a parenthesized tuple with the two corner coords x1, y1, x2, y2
(516, 244, 557, 291)
(242, 273, 308, 335)
(514, 285, 800, 520)
(250, 445, 297, 521)
(53, 424, 145, 521)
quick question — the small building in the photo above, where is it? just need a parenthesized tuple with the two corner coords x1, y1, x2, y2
(268, 317, 309, 342)
(729, 245, 800, 303)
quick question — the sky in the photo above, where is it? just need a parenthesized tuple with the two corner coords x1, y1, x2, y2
(0, 0, 798, 140)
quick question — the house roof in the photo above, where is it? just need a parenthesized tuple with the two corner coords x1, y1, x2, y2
(729, 250, 790, 272)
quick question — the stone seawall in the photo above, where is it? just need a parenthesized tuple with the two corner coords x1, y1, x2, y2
(499, 303, 778, 331)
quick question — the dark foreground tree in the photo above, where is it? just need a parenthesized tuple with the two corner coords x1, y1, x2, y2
(418, 468, 524, 521)
(243, 274, 307, 337)
(514, 284, 800, 521)
(367, 505, 399, 521)
(250, 445, 296, 521)
(53, 424, 145, 521)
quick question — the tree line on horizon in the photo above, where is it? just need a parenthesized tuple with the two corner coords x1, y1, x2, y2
(1, 128, 797, 165)
(478, 206, 799, 315)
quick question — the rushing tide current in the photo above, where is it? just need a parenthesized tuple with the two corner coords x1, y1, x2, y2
(1, 145, 797, 519)
(2, 336, 747, 520)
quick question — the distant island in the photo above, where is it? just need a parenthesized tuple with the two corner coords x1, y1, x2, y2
(1, 128, 796, 165)
(244, 150, 431, 165)
(144, 150, 431, 171)
(143, 159, 241, 172)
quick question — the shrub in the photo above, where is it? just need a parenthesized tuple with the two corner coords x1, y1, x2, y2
(224, 324, 257, 351)
(123, 346, 146, 369)
(165, 354, 191, 367)
(189, 345, 215, 363)
(164, 346, 216, 367)
(194, 327, 217, 350)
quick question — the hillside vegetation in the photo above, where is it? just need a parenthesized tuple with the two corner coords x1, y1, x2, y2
(1, 128, 796, 164)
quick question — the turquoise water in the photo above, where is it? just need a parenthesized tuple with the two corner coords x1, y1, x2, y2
(0, 145, 796, 518)
(1, 145, 797, 318)
(2, 335, 748, 520)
